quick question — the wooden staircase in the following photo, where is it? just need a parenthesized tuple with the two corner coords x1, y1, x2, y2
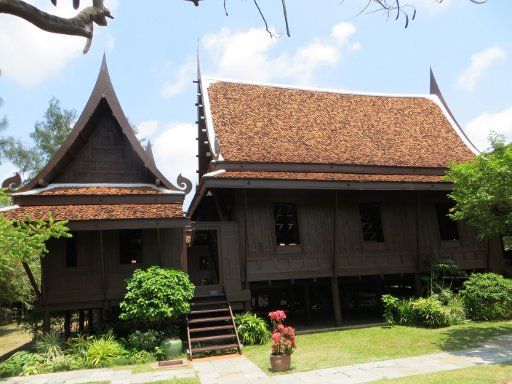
(186, 293, 242, 360)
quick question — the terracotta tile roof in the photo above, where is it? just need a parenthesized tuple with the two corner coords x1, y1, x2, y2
(208, 171, 448, 184)
(206, 81, 476, 168)
(37, 186, 163, 196)
(1, 203, 185, 221)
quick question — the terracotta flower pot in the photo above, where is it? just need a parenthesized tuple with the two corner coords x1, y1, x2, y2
(270, 354, 291, 372)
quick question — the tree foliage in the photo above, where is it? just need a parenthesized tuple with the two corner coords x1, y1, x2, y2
(119, 267, 195, 328)
(0, 97, 11, 165)
(446, 134, 512, 238)
(0, 189, 71, 305)
(5, 98, 76, 181)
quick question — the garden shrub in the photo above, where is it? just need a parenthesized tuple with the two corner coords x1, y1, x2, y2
(85, 331, 126, 367)
(127, 329, 163, 352)
(234, 313, 270, 346)
(0, 351, 44, 377)
(34, 332, 64, 359)
(119, 267, 195, 328)
(411, 296, 451, 328)
(382, 294, 464, 328)
(459, 273, 512, 320)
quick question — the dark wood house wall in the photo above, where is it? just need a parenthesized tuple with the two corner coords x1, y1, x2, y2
(43, 228, 184, 311)
(55, 104, 154, 184)
(228, 189, 490, 285)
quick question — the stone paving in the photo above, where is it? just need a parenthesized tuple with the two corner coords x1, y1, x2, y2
(0, 365, 197, 384)
(272, 334, 512, 384)
(3, 334, 512, 384)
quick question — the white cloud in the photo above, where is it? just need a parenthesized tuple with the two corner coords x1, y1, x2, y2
(331, 22, 356, 45)
(161, 22, 360, 97)
(149, 121, 197, 208)
(161, 58, 195, 99)
(456, 45, 506, 91)
(137, 120, 159, 139)
(0, 0, 118, 87)
(465, 105, 512, 151)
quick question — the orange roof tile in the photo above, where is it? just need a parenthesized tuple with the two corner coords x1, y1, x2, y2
(205, 81, 476, 168)
(1, 203, 184, 221)
(38, 186, 163, 196)
(209, 171, 448, 184)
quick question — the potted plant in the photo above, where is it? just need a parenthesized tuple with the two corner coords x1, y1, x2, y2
(268, 310, 296, 372)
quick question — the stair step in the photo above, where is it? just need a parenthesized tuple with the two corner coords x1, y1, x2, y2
(188, 316, 231, 324)
(190, 308, 229, 315)
(190, 334, 236, 343)
(190, 300, 228, 307)
(191, 343, 239, 354)
(189, 325, 234, 333)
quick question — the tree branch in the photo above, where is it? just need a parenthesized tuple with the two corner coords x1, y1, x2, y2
(0, 0, 112, 53)
(22, 261, 42, 302)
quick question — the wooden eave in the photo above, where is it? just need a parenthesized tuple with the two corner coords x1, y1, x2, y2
(208, 161, 448, 176)
(23, 56, 181, 193)
(67, 217, 190, 231)
(12, 193, 183, 206)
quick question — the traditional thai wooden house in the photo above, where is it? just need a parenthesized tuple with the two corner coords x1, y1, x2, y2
(1, 57, 192, 332)
(188, 69, 508, 328)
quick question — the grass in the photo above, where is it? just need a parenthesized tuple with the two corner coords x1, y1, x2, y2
(244, 320, 512, 374)
(0, 323, 32, 358)
(373, 363, 512, 384)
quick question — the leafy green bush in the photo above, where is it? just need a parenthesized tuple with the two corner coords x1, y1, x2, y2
(85, 331, 126, 367)
(235, 313, 270, 345)
(0, 351, 44, 377)
(381, 294, 464, 328)
(128, 350, 155, 364)
(119, 267, 195, 328)
(411, 297, 451, 328)
(34, 332, 64, 359)
(127, 330, 163, 352)
(381, 295, 416, 326)
(459, 273, 512, 320)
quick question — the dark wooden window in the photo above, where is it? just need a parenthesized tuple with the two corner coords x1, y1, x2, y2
(65, 235, 78, 268)
(359, 203, 384, 242)
(274, 203, 300, 246)
(120, 229, 142, 265)
(436, 203, 459, 241)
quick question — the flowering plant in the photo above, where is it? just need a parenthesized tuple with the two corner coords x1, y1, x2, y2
(268, 310, 296, 356)
(268, 310, 286, 327)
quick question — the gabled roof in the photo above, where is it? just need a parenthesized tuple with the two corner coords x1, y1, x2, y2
(199, 75, 478, 169)
(23, 56, 185, 194)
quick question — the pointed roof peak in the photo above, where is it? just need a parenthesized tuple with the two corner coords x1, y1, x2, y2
(22, 56, 192, 194)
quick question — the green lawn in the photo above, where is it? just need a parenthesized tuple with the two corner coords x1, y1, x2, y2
(0, 323, 32, 358)
(244, 320, 512, 374)
(373, 363, 512, 384)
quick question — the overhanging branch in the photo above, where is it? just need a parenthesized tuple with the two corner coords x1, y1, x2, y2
(0, 0, 112, 53)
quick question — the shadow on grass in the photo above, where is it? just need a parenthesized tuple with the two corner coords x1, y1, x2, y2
(437, 323, 512, 352)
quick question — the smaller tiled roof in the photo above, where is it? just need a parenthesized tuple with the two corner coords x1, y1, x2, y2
(1, 203, 184, 221)
(38, 186, 163, 196)
(206, 171, 448, 184)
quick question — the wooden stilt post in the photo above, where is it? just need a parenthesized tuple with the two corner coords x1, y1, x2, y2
(99, 231, 108, 321)
(414, 191, 422, 296)
(304, 284, 311, 325)
(78, 310, 85, 333)
(332, 191, 342, 326)
(42, 305, 50, 334)
(87, 309, 94, 332)
(64, 311, 71, 339)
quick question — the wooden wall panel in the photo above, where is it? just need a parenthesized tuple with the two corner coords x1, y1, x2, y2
(44, 228, 183, 309)
(242, 190, 490, 282)
(55, 114, 153, 184)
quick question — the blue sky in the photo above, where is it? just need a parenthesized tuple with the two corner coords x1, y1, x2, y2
(1, 0, 511, 206)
